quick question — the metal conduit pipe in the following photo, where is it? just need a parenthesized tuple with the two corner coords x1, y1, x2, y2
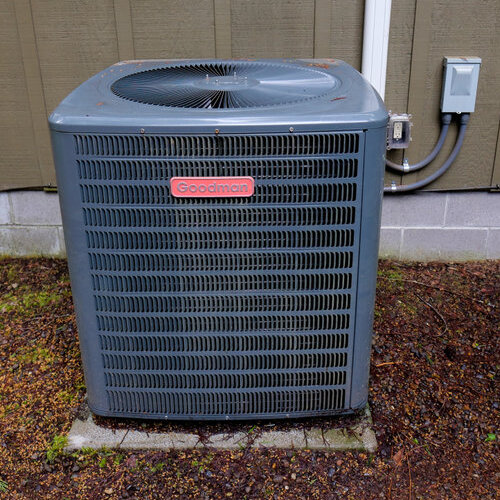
(384, 114, 470, 194)
(385, 113, 452, 173)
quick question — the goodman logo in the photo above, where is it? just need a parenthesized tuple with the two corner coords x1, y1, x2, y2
(170, 176, 255, 198)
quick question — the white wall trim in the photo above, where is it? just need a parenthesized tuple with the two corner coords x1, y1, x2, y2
(362, 0, 392, 100)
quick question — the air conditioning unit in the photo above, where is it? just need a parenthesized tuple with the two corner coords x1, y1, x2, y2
(50, 59, 387, 420)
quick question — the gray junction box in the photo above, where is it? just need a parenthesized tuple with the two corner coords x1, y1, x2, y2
(49, 59, 388, 420)
(441, 56, 481, 113)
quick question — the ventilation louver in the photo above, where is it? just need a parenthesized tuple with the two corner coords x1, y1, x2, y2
(49, 59, 387, 420)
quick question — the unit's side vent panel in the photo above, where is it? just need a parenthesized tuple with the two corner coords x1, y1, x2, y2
(76, 131, 363, 418)
(74, 133, 359, 157)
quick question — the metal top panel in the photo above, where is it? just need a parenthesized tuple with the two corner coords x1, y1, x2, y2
(49, 59, 387, 134)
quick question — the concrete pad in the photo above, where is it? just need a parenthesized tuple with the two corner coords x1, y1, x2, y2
(65, 415, 128, 451)
(120, 428, 201, 450)
(252, 429, 307, 449)
(205, 432, 249, 450)
(305, 406, 377, 453)
(65, 403, 377, 453)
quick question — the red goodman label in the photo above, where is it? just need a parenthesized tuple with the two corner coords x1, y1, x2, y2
(170, 176, 255, 198)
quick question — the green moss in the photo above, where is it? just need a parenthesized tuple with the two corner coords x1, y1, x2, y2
(46, 434, 68, 463)
(13, 346, 57, 366)
(0, 288, 68, 316)
(56, 390, 76, 404)
(397, 300, 418, 315)
(377, 268, 403, 281)
(5, 266, 19, 283)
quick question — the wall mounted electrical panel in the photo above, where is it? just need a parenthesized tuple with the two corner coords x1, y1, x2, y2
(441, 57, 481, 113)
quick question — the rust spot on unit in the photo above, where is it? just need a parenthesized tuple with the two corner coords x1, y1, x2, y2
(96, 102, 104, 106)
(307, 63, 330, 69)
(331, 96, 347, 101)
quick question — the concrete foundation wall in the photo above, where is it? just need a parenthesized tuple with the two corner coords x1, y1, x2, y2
(0, 190, 499, 261)
(0, 191, 65, 257)
(379, 192, 500, 260)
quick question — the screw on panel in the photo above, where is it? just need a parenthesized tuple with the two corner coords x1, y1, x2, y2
(140, 128, 145, 134)
(215, 129, 220, 135)
(289, 127, 294, 133)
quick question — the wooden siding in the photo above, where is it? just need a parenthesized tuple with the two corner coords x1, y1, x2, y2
(0, 0, 498, 190)
(1, 0, 42, 190)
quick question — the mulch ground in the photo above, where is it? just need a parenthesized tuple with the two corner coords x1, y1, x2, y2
(0, 258, 498, 499)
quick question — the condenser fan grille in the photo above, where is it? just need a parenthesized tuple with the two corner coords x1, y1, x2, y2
(110, 61, 339, 109)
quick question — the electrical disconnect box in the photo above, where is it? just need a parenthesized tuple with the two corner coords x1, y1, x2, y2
(441, 57, 481, 113)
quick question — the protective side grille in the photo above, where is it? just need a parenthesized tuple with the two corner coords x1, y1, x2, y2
(95, 292, 351, 313)
(88, 250, 354, 272)
(104, 369, 347, 390)
(99, 332, 349, 352)
(96, 312, 350, 333)
(102, 352, 348, 371)
(85, 229, 355, 250)
(82, 206, 356, 227)
(90, 271, 353, 293)
(74, 133, 359, 157)
(77, 158, 358, 180)
(76, 131, 363, 418)
(107, 389, 346, 416)
(80, 182, 357, 205)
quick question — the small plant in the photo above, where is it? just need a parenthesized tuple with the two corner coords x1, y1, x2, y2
(377, 269, 403, 281)
(46, 434, 68, 463)
(57, 390, 75, 404)
(485, 433, 496, 442)
(14, 346, 56, 365)
(150, 462, 165, 473)
(0, 479, 8, 492)
(98, 457, 107, 468)
(6, 266, 19, 282)
(80, 447, 98, 456)
(191, 453, 214, 472)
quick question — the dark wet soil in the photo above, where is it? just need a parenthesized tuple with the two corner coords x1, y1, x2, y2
(0, 258, 498, 499)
